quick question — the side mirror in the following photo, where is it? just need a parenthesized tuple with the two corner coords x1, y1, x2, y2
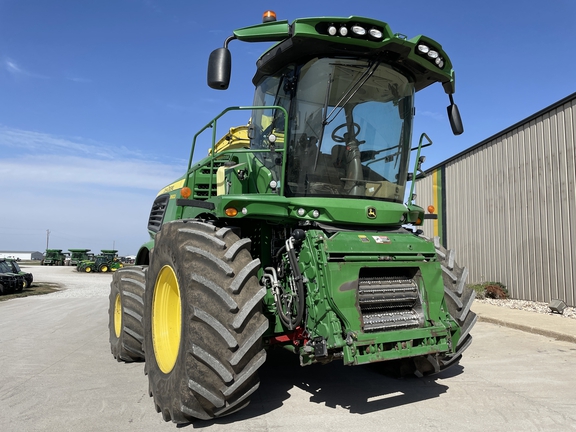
(447, 103, 464, 135)
(207, 48, 231, 90)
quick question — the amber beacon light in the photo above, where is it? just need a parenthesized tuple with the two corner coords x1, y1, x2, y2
(262, 10, 277, 23)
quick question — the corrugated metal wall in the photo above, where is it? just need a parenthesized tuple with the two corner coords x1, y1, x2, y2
(416, 94, 576, 306)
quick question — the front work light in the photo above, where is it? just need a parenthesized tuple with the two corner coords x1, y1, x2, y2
(417, 44, 429, 54)
(369, 28, 383, 39)
(352, 25, 366, 36)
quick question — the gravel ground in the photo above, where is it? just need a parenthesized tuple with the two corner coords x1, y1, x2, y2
(22, 264, 113, 298)
(476, 298, 576, 319)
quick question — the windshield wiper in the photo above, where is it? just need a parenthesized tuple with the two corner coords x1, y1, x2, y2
(313, 73, 333, 170)
(313, 61, 380, 170)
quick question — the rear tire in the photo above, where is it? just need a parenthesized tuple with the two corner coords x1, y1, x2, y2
(144, 220, 268, 423)
(434, 237, 477, 371)
(383, 238, 477, 377)
(108, 266, 146, 362)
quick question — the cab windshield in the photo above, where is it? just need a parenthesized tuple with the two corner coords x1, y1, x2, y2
(0, 261, 12, 273)
(252, 58, 414, 202)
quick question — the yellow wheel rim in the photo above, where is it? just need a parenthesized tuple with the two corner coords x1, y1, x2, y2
(85, 267, 91, 273)
(152, 265, 182, 374)
(114, 293, 122, 338)
(101, 265, 108, 272)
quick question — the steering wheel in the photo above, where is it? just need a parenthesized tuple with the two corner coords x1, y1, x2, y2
(331, 123, 361, 143)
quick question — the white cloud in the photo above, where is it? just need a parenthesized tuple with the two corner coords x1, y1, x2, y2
(0, 126, 187, 255)
(5, 60, 24, 74)
(419, 110, 444, 121)
(67, 76, 92, 83)
(0, 154, 182, 191)
(0, 125, 185, 164)
(1, 126, 105, 157)
(3, 58, 49, 79)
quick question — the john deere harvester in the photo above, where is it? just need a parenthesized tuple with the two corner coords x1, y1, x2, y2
(79, 250, 123, 273)
(109, 12, 476, 424)
(69, 249, 91, 267)
(42, 249, 68, 266)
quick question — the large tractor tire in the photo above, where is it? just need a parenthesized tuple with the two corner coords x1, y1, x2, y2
(144, 220, 268, 423)
(433, 237, 477, 371)
(108, 266, 147, 362)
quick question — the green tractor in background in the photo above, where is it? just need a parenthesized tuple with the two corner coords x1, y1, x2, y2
(41, 249, 69, 266)
(109, 12, 476, 424)
(79, 250, 123, 273)
(69, 249, 92, 267)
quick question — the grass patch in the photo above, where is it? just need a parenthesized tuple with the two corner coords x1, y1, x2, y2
(468, 281, 509, 300)
(0, 282, 60, 301)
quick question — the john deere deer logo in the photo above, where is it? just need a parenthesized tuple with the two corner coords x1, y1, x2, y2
(367, 207, 377, 219)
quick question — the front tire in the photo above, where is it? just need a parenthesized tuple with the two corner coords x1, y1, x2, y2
(108, 266, 146, 362)
(144, 220, 268, 423)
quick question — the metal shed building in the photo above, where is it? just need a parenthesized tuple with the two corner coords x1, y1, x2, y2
(0, 251, 44, 261)
(416, 92, 576, 306)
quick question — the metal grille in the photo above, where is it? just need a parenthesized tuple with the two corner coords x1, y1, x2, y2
(358, 276, 424, 332)
(147, 194, 170, 233)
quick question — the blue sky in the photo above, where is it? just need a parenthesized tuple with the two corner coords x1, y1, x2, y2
(1, 0, 575, 256)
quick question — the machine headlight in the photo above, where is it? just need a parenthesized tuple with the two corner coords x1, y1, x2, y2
(297, 208, 306, 216)
(312, 210, 320, 218)
(328, 25, 337, 36)
(352, 25, 366, 36)
(417, 44, 429, 54)
(369, 28, 383, 39)
(427, 50, 439, 59)
(339, 26, 348, 36)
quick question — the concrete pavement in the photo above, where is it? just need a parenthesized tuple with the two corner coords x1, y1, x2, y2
(2, 266, 576, 431)
(472, 302, 576, 344)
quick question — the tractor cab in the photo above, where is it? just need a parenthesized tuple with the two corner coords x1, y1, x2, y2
(250, 57, 413, 203)
(207, 13, 462, 212)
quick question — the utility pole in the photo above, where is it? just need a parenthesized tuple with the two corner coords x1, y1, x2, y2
(46, 229, 51, 250)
